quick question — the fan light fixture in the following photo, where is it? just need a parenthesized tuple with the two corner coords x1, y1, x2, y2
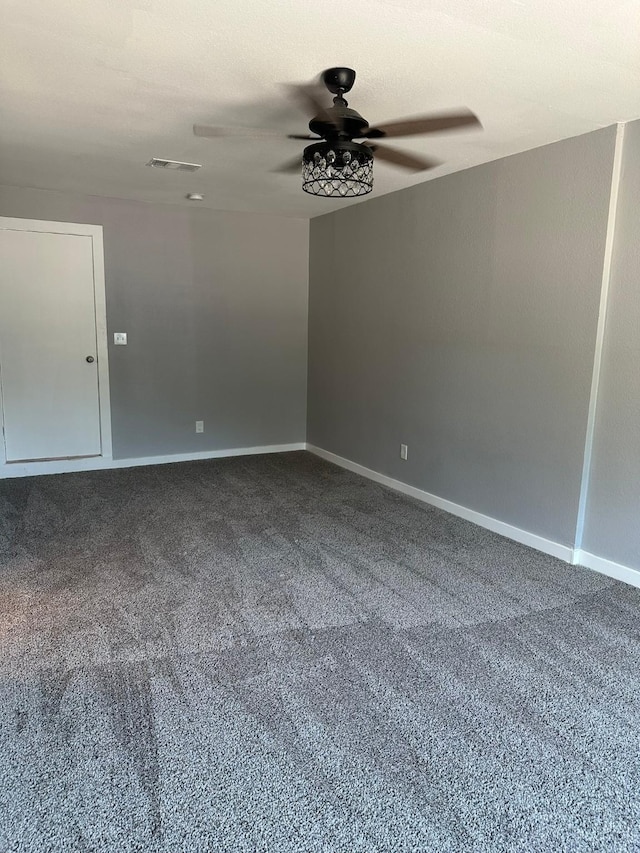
(302, 141, 373, 197)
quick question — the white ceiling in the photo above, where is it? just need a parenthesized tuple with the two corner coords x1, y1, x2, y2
(2, 0, 640, 219)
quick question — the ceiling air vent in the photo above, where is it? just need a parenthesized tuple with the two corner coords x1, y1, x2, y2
(146, 158, 202, 172)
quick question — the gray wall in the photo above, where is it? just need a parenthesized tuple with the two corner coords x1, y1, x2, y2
(308, 128, 616, 545)
(582, 121, 640, 567)
(0, 186, 309, 459)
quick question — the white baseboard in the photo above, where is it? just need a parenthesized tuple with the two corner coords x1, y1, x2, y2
(0, 442, 306, 479)
(307, 444, 574, 563)
(573, 550, 640, 590)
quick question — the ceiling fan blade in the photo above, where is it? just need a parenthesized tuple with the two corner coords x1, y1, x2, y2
(272, 157, 303, 173)
(284, 82, 341, 129)
(362, 110, 481, 139)
(193, 124, 315, 140)
(366, 143, 439, 172)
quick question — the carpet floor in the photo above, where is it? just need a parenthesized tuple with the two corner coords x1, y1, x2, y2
(0, 451, 639, 852)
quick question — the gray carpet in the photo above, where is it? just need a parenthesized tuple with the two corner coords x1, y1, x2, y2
(0, 451, 639, 852)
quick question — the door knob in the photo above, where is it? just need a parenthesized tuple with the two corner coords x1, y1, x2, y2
(86, 356, 95, 363)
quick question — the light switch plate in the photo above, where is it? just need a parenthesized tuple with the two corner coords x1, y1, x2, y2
(114, 332, 127, 345)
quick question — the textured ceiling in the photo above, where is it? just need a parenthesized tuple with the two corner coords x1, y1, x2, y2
(1, 0, 639, 218)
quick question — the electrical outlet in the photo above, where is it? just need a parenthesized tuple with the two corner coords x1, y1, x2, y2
(113, 332, 127, 345)
(400, 444, 408, 460)
(195, 420, 204, 433)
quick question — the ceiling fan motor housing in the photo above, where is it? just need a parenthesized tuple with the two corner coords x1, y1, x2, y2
(309, 106, 369, 140)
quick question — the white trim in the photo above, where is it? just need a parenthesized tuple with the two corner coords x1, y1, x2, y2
(573, 550, 640, 590)
(0, 216, 113, 464)
(307, 445, 574, 562)
(89, 227, 113, 460)
(0, 443, 306, 479)
(574, 123, 625, 550)
(0, 217, 104, 238)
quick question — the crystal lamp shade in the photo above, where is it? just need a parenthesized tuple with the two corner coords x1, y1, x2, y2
(302, 142, 373, 198)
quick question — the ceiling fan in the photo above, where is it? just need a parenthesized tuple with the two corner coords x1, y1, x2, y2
(194, 68, 481, 198)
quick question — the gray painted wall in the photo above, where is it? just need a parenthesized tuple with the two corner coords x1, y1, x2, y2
(582, 121, 640, 567)
(0, 186, 309, 459)
(308, 128, 616, 545)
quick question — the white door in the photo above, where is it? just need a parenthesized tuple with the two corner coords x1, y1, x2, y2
(0, 227, 103, 462)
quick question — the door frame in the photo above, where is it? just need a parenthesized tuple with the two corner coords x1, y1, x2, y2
(0, 217, 112, 475)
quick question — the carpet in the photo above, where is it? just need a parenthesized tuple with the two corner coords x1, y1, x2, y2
(0, 451, 638, 852)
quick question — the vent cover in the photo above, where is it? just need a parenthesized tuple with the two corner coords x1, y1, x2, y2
(146, 158, 202, 172)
